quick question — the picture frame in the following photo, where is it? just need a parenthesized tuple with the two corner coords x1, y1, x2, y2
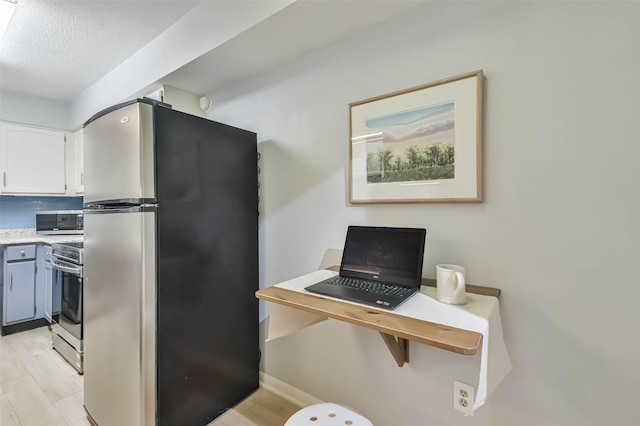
(349, 70, 483, 204)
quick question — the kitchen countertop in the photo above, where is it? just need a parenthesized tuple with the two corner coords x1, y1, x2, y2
(0, 229, 83, 246)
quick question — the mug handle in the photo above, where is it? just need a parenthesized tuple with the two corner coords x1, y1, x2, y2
(453, 271, 466, 295)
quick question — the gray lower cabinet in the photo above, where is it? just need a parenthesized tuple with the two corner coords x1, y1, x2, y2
(40, 244, 54, 322)
(41, 245, 60, 323)
(3, 244, 37, 325)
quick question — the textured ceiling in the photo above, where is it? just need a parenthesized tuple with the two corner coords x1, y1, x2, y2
(0, 0, 422, 112)
(0, 0, 197, 101)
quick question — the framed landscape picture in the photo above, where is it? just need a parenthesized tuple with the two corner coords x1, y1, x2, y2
(349, 70, 483, 203)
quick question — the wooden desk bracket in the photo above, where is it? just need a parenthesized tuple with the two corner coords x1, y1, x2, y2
(379, 333, 410, 367)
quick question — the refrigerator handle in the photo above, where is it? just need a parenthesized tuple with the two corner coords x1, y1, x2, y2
(84, 205, 156, 214)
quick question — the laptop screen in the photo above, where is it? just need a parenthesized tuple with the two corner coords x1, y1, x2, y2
(339, 226, 426, 288)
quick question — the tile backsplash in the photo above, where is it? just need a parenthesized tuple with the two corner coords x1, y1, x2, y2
(0, 196, 83, 229)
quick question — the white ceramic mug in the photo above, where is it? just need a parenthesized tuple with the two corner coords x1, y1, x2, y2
(436, 264, 467, 305)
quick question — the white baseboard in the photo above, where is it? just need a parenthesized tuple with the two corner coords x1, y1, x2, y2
(259, 372, 324, 408)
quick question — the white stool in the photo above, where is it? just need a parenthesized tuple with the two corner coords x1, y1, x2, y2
(285, 402, 373, 426)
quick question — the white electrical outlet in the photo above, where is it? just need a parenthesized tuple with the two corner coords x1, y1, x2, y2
(453, 380, 475, 415)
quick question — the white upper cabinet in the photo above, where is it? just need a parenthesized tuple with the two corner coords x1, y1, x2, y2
(73, 128, 84, 194)
(0, 122, 66, 195)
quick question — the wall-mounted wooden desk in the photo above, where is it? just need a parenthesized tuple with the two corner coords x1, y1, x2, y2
(256, 268, 500, 367)
(257, 268, 511, 413)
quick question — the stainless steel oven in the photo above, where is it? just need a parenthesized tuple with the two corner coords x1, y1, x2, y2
(51, 242, 84, 373)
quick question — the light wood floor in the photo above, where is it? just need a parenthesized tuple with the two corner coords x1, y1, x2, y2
(0, 326, 300, 426)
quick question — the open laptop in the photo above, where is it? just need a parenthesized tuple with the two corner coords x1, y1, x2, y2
(305, 226, 426, 310)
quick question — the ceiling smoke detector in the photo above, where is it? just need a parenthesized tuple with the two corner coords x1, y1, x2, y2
(199, 96, 212, 113)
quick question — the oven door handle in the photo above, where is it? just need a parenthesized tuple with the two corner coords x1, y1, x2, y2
(52, 261, 82, 275)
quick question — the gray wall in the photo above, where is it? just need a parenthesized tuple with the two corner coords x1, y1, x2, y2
(0, 90, 72, 130)
(206, 2, 639, 425)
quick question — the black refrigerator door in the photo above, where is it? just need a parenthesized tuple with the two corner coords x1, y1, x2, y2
(154, 107, 259, 426)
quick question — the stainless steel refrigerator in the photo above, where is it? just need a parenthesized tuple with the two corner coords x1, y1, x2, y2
(82, 99, 258, 426)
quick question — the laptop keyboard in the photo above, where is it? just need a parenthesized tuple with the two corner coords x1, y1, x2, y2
(326, 276, 413, 298)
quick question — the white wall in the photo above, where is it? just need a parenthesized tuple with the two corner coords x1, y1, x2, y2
(162, 86, 203, 118)
(206, 2, 640, 425)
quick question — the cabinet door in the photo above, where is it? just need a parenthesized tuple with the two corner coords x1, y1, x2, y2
(44, 261, 53, 322)
(74, 129, 84, 193)
(4, 261, 36, 324)
(0, 122, 66, 194)
(37, 244, 52, 321)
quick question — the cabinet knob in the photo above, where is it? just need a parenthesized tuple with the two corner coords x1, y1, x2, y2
(20, 250, 26, 256)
